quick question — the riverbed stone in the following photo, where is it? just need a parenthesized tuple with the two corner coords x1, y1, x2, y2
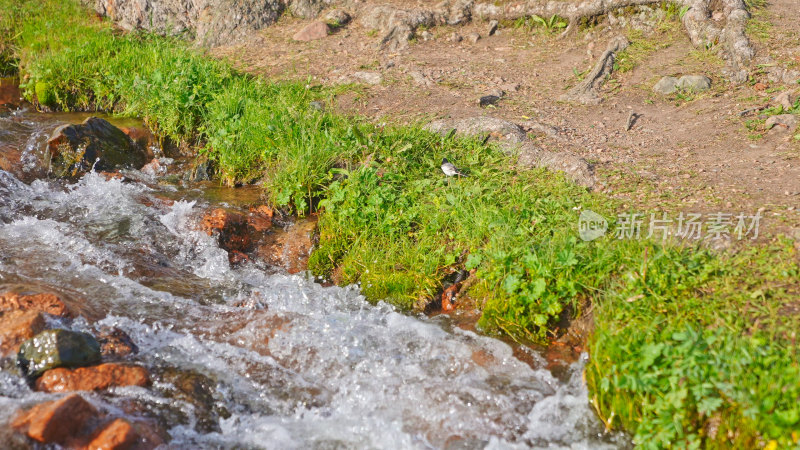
(0, 290, 71, 317)
(17, 329, 102, 377)
(96, 327, 139, 358)
(293, 21, 330, 41)
(35, 363, 150, 393)
(11, 394, 99, 445)
(0, 310, 46, 357)
(47, 117, 149, 178)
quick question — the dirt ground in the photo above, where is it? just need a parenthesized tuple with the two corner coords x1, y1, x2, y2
(213, 0, 800, 238)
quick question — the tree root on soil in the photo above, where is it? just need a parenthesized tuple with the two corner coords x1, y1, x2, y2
(560, 35, 629, 104)
(359, 0, 754, 83)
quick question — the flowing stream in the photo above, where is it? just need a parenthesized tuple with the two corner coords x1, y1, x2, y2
(0, 103, 628, 449)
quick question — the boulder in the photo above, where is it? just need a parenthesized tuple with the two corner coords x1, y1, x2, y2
(35, 363, 150, 393)
(773, 90, 798, 110)
(293, 21, 330, 41)
(289, 0, 328, 18)
(765, 114, 798, 133)
(653, 76, 679, 94)
(676, 75, 712, 92)
(324, 9, 351, 26)
(84, 0, 284, 47)
(11, 394, 99, 445)
(46, 117, 149, 178)
(0, 310, 46, 357)
(17, 329, 102, 377)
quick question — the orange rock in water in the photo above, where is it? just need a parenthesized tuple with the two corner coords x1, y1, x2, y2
(248, 205, 274, 232)
(86, 418, 138, 450)
(12, 394, 98, 445)
(0, 290, 71, 317)
(441, 285, 458, 312)
(201, 208, 251, 253)
(0, 309, 46, 356)
(36, 363, 150, 393)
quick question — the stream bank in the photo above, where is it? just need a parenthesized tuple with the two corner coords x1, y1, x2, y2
(3, 1, 800, 447)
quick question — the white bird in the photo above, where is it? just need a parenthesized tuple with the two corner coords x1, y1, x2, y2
(441, 158, 467, 177)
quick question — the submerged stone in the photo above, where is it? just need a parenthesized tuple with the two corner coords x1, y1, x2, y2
(17, 329, 101, 378)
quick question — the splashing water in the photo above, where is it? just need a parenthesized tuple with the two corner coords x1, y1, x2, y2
(0, 109, 628, 449)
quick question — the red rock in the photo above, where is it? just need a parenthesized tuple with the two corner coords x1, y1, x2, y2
(293, 21, 330, 41)
(257, 215, 317, 273)
(35, 363, 150, 393)
(201, 208, 252, 254)
(0, 309, 46, 356)
(0, 290, 71, 317)
(11, 394, 98, 445)
(140, 158, 163, 175)
(754, 82, 768, 91)
(248, 205, 274, 232)
(86, 418, 138, 450)
(441, 285, 458, 312)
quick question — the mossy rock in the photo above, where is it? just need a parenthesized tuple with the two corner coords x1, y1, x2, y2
(17, 329, 101, 377)
(34, 81, 55, 106)
(46, 117, 150, 177)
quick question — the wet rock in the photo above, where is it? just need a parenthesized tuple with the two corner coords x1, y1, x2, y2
(202, 208, 252, 255)
(248, 205, 274, 232)
(0, 310, 46, 357)
(86, 418, 139, 450)
(257, 216, 317, 273)
(46, 117, 149, 178)
(186, 156, 214, 181)
(324, 9, 351, 26)
(487, 19, 499, 36)
(467, 32, 481, 44)
(87, 0, 283, 47)
(441, 284, 458, 312)
(765, 114, 798, 133)
(11, 394, 99, 445)
(676, 75, 712, 92)
(17, 329, 102, 377)
(293, 21, 330, 41)
(424, 116, 528, 144)
(157, 367, 230, 433)
(96, 327, 139, 358)
(351, 71, 383, 85)
(0, 290, 71, 317)
(140, 158, 166, 176)
(653, 76, 679, 94)
(36, 363, 150, 393)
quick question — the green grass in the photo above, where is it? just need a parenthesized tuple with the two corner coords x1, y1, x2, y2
(3, 0, 800, 447)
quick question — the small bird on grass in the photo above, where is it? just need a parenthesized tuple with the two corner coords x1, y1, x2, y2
(441, 158, 468, 177)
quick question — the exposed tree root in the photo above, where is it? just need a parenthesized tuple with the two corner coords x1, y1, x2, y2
(560, 35, 629, 104)
(359, 0, 755, 83)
